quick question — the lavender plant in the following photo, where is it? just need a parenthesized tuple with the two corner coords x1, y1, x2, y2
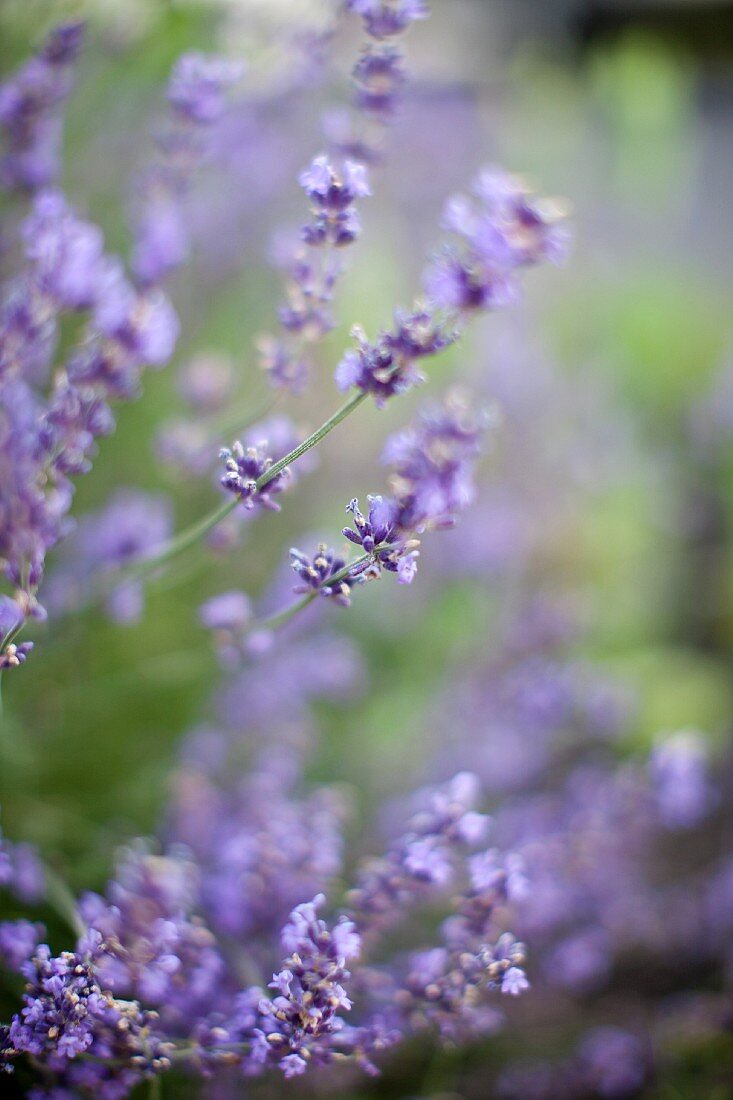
(3, 5, 726, 1100)
(0, 6, 569, 1096)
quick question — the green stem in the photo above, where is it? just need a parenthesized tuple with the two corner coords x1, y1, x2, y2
(103, 390, 370, 596)
(254, 592, 317, 633)
(257, 390, 368, 490)
(43, 864, 86, 939)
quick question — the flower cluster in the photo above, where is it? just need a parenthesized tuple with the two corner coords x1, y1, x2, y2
(0, 187, 178, 632)
(425, 166, 569, 314)
(133, 52, 242, 286)
(283, 392, 485, 610)
(336, 307, 456, 405)
(0, 21, 84, 190)
(290, 544, 362, 606)
(347, 1, 430, 43)
(219, 440, 290, 511)
(1, 946, 171, 1094)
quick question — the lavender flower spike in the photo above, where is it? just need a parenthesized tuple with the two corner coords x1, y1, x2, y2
(220, 440, 291, 511)
(300, 156, 371, 247)
(348, 1, 430, 41)
(343, 496, 420, 583)
(290, 544, 361, 606)
(0, 22, 85, 191)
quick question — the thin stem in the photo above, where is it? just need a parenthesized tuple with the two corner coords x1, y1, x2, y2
(257, 390, 368, 490)
(43, 864, 86, 939)
(243, 543, 397, 638)
(102, 389, 370, 597)
(254, 592, 317, 633)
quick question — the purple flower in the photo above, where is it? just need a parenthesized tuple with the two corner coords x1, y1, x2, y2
(578, 1028, 648, 1098)
(219, 440, 291, 511)
(167, 53, 243, 124)
(424, 166, 569, 314)
(342, 496, 420, 581)
(501, 966, 530, 996)
(199, 590, 252, 633)
(22, 190, 105, 310)
(46, 491, 172, 624)
(4, 945, 168, 1080)
(290, 544, 361, 607)
(347, 0, 430, 40)
(649, 730, 717, 829)
(0, 22, 84, 191)
(352, 47, 406, 121)
(0, 596, 23, 640)
(178, 352, 233, 413)
(300, 155, 371, 247)
(335, 309, 454, 405)
(0, 920, 45, 973)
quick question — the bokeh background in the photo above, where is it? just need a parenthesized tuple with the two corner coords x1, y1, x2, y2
(2, 1, 733, 1096)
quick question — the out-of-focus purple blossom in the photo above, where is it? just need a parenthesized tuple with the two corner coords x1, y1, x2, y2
(79, 848, 224, 1030)
(167, 758, 348, 944)
(45, 490, 172, 624)
(0, 640, 33, 669)
(347, 0, 429, 40)
(543, 927, 612, 994)
(0, 22, 84, 191)
(299, 156, 371, 247)
(178, 351, 234, 413)
(133, 54, 242, 285)
(384, 391, 486, 529)
(352, 47, 406, 122)
(335, 309, 455, 405)
(0, 920, 45, 973)
(22, 190, 105, 310)
(578, 1027, 648, 1098)
(258, 335, 310, 396)
(349, 772, 490, 926)
(198, 590, 253, 667)
(0, 596, 23, 640)
(424, 166, 569, 315)
(167, 53, 243, 125)
(0, 832, 44, 903)
(649, 730, 717, 829)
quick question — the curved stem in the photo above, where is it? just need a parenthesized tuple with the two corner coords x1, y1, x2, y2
(102, 390, 370, 597)
(257, 390, 367, 490)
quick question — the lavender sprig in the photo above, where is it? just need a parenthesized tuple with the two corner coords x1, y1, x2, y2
(0, 21, 84, 191)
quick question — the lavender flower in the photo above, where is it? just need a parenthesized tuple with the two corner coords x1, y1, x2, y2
(347, 0, 430, 40)
(133, 53, 242, 285)
(290, 544, 361, 606)
(349, 772, 490, 926)
(198, 590, 253, 666)
(299, 155, 371, 248)
(425, 167, 569, 314)
(0, 22, 84, 191)
(383, 391, 486, 529)
(649, 730, 717, 829)
(0, 919, 44, 973)
(352, 46, 406, 122)
(219, 440, 290, 511)
(167, 53, 243, 124)
(343, 496, 420, 583)
(335, 308, 455, 405)
(45, 491, 173, 624)
(178, 351, 234, 413)
(1, 945, 171, 1091)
